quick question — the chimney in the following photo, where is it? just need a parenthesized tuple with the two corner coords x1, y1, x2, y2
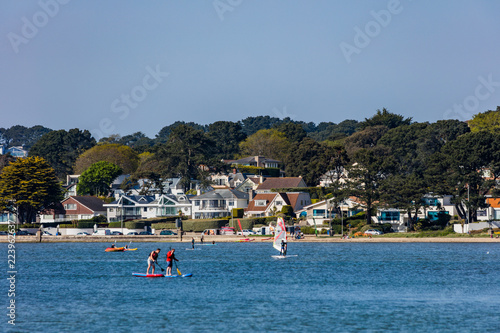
(249, 190, 255, 201)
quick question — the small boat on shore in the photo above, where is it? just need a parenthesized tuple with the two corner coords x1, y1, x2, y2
(236, 238, 255, 242)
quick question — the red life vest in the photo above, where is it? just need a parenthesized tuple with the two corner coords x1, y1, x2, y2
(166, 251, 173, 261)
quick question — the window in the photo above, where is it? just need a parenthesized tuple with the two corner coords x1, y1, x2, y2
(380, 211, 399, 221)
(276, 201, 282, 205)
(143, 207, 147, 212)
(255, 200, 267, 207)
(195, 200, 200, 206)
(64, 203, 77, 210)
(109, 208, 114, 212)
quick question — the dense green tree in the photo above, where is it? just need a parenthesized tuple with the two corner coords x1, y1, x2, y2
(29, 129, 96, 179)
(468, 107, 500, 133)
(118, 132, 155, 153)
(347, 147, 395, 225)
(207, 121, 247, 159)
(74, 143, 139, 175)
(274, 122, 307, 142)
(239, 129, 291, 162)
(344, 125, 389, 157)
(434, 131, 500, 222)
(76, 161, 122, 196)
(239, 116, 283, 136)
(0, 156, 62, 223)
(359, 108, 412, 130)
(284, 138, 328, 186)
(0, 125, 52, 149)
(0, 154, 16, 174)
(156, 125, 215, 192)
(155, 121, 207, 144)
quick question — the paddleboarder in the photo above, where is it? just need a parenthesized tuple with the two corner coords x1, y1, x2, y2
(191, 237, 195, 249)
(147, 248, 161, 275)
(165, 249, 179, 276)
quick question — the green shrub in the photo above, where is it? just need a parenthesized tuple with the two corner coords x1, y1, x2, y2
(77, 221, 103, 228)
(151, 223, 176, 230)
(125, 221, 146, 229)
(58, 224, 74, 228)
(108, 222, 123, 228)
(281, 205, 294, 217)
(180, 219, 227, 232)
(232, 208, 244, 218)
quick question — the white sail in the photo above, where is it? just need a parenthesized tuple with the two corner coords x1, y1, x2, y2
(273, 217, 287, 252)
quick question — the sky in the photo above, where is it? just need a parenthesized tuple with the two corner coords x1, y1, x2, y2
(1, 0, 499, 140)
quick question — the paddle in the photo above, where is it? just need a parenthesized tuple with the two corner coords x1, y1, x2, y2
(155, 261, 165, 272)
(174, 261, 181, 275)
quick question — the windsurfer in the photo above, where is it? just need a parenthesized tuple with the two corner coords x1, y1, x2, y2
(147, 248, 161, 275)
(166, 249, 179, 276)
(280, 240, 288, 256)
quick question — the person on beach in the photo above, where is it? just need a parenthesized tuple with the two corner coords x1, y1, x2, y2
(165, 249, 179, 276)
(147, 248, 161, 275)
(201, 235, 204, 244)
(191, 237, 195, 249)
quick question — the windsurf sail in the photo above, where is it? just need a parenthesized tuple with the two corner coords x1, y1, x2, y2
(273, 217, 287, 252)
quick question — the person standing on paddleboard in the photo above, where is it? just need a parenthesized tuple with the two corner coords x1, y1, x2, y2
(166, 249, 179, 276)
(147, 248, 161, 275)
(191, 237, 195, 249)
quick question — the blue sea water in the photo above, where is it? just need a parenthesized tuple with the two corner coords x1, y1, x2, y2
(1, 241, 500, 332)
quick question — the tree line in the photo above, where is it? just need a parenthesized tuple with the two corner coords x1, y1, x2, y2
(1, 107, 499, 224)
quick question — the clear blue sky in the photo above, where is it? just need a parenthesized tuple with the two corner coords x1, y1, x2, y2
(1, 0, 499, 140)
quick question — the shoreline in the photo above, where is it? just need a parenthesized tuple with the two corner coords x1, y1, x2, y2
(2, 234, 499, 243)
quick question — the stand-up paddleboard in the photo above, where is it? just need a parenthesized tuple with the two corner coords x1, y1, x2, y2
(185, 248, 201, 250)
(197, 244, 216, 246)
(132, 273, 164, 277)
(165, 273, 193, 278)
(271, 254, 298, 259)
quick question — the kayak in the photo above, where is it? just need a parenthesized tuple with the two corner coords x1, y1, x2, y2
(132, 273, 164, 278)
(124, 248, 138, 251)
(236, 238, 254, 242)
(105, 247, 125, 252)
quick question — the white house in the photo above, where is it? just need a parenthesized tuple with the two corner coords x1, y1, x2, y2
(296, 198, 361, 226)
(104, 193, 191, 222)
(191, 189, 248, 219)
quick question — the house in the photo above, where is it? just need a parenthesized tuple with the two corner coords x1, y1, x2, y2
(235, 175, 265, 193)
(296, 197, 361, 226)
(63, 175, 80, 198)
(227, 156, 281, 169)
(191, 189, 248, 219)
(39, 196, 106, 223)
(255, 177, 307, 194)
(6, 146, 28, 157)
(211, 172, 248, 189)
(104, 193, 192, 222)
(246, 192, 312, 217)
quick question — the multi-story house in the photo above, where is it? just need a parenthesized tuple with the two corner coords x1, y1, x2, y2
(191, 189, 248, 219)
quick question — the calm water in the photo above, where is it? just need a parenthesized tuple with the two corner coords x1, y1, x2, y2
(1, 241, 500, 332)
